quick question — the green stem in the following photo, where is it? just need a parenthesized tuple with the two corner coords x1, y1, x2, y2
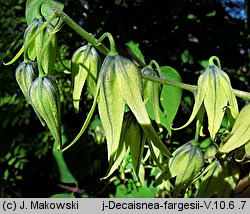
(52, 6, 109, 55)
(233, 89, 250, 101)
(96, 32, 117, 56)
(38, 63, 45, 77)
(142, 73, 196, 92)
(142, 73, 250, 101)
(62, 78, 101, 152)
(3, 46, 24, 65)
(147, 140, 166, 171)
(148, 60, 163, 77)
(51, 4, 250, 102)
(208, 56, 221, 69)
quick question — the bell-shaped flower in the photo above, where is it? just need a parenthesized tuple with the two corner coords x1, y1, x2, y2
(173, 56, 238, 140)
(98, 53, 172, 167)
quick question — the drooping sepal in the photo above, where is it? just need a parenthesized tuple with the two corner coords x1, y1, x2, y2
(71, 44, 99, 112)
(98, 54, 125, 162)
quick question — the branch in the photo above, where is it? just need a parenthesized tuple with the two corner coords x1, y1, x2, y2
(52, 4, 250, 101)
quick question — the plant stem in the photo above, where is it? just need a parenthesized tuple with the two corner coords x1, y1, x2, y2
(142, 73, 196, 92)
(233, 89, 250, 101)
(53, 6, 109, 55)
(142, 73, 250, 101)
(52, 5, 250, 101)
(208, 56, 221, 69)
(96, 32, 117, 56)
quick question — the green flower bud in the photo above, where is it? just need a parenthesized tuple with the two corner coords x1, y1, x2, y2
(71, 44, 99, 112)
(104, 112, 146, 178)
(15, 61, 38, 101)
(29, 75, 61, 149)
(115, 55, 172, 158)
(99, 53, 172, 168)
(168, 141, 204, 196)
(15, 61, 45, 126)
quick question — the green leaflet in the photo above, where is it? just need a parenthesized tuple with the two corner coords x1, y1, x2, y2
(143, 66, 182, 135)
(125, 41, 145, 65)
(98, 55, 125, 162)
(115, 55, 172, 158)
(159, 66, 182, 135)
(219, 104, 250, 154)
(52, 142, 77, 184)
(71, 45, 99, 112)
(25, 0, 64, 25)
(29, 75, 61, 149)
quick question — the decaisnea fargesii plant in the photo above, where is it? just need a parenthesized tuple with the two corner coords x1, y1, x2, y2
(4, 0, 250, 197)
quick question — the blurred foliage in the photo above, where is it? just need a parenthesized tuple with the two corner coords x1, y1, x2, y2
(0, 0, 250, 198)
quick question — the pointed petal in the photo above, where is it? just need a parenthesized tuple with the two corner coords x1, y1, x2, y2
(219, 104, 250, 154)
(204, 67, 228, 139)
(172, 68, 209, 130)
(115, 55, 172, 158)
(217, 67, 239, 118)
(98, 55, 125, 162)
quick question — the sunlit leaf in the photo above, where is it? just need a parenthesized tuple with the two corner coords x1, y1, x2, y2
(159, 66, 182, 134)
(25, 0, 64, 25)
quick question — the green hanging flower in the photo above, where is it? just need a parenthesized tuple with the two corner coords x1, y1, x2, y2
(154, 140, 204, 197)
(172, 56, 238, 140)
(71, 44, 99, 112)
(98, 52, 172, 166)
